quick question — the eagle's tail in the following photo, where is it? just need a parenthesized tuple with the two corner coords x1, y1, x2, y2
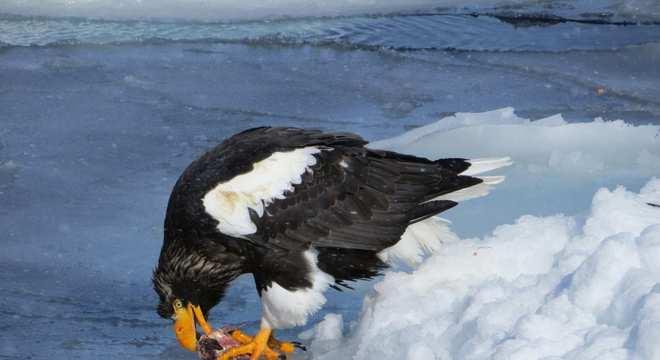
(378, 157, 512, 266)
(432, 157, 512, 203)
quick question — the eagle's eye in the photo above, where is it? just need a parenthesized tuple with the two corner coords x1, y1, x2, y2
(173, 299, 184, 310)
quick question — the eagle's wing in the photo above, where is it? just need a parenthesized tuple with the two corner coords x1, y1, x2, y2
(180, 127, 482, 289)
(253, 146, 477, 252)
(163, 126, 366, 248)
(194, 127, 479, 253)
(243, 139, 481, 290)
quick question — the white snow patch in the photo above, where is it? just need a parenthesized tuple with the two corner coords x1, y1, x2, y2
(311, 109, 660, 360)
(311, 178, 660, 359)
(202, 146, 321, 237)
(298, 313, 345, 357)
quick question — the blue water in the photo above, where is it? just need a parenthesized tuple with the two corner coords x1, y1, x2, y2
(1, 3, 660, 359)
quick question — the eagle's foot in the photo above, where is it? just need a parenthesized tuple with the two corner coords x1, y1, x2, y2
(228, 329, 253, 345)
(229, 329, 303, 354)
(220, 327, 291, 360)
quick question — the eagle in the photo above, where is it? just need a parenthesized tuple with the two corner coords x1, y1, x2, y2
(153, 127, 510, 360)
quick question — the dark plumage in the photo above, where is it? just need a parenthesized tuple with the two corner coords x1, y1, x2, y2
(152, 127, 497, 357)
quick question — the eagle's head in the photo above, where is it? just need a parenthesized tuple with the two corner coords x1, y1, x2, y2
(152, 242, 238, 352)
(152, 143, 249, 352)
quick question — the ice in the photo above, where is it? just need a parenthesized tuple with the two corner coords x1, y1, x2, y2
(3, 0, 660, 21)
(309, 110, 660, 359)
(0, 0, 523, 21)
(372, 109, 659, 177)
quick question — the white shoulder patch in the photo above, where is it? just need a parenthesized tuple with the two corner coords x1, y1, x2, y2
(260, 249, 334, 329)
(202, 146, 323, 238)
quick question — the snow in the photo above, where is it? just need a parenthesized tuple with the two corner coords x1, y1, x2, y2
(310, 180, 660, 360)
(308, 110, 660, 360)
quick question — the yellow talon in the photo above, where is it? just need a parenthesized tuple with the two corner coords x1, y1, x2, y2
(275, 341, 295, 354)
(219, 327, 273, 360)
(222, 327, 297, 360)
(268, 337, 295, 354)
(229, 329, 254, 345)
(230, 329, 296, 355)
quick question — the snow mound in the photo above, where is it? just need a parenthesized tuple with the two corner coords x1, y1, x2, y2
(308, 109, 660, 359)
(310, 179, 660, 360)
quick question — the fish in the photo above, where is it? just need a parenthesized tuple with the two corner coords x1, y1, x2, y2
(197, 327, 249, 360)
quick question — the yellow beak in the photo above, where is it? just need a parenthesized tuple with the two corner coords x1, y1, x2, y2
(173, 300, 213, 352)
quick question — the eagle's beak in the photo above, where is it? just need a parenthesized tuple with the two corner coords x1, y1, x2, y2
(173, 300, 197, 351)
(172, 299, 213, 352)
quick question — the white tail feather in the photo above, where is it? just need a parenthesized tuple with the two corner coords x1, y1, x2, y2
(378, 217, 458, 266)
(427, 175, 506, 203)
(379, 156, 512, 267)
(431, 158, 511, 202)
(479, 175, 505, 185)
(462, 157, 512, 176)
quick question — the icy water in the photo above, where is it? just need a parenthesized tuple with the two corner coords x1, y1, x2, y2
(1, 2, 660, 359)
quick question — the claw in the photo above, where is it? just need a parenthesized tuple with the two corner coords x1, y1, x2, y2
(220, 327, 301, 360)
(229, 329, 253, 345)
(218, 327, 280, 360)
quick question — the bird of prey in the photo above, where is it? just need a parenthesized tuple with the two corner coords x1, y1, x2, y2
(153, 127, 510, 359)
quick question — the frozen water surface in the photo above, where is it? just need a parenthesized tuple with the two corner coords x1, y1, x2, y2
(1, 1, 660, 359)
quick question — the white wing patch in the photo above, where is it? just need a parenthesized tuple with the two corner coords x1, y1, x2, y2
(202, 146, 322, 237)
(260, 249, 334, 329)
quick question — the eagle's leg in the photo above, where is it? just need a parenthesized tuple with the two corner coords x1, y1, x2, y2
(230, 329, 297, 353)
(219, 326, 290, 360)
